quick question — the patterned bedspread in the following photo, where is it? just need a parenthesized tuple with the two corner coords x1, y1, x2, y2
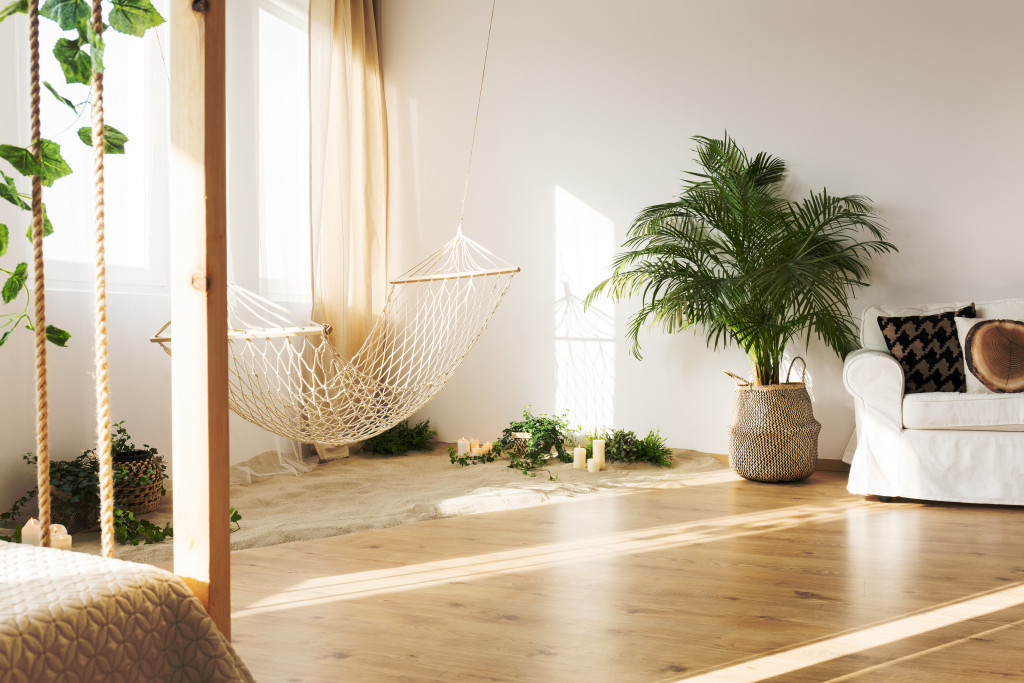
(0, 542, 253, 682)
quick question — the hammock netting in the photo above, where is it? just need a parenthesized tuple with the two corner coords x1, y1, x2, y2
(154, 231, 517, 445)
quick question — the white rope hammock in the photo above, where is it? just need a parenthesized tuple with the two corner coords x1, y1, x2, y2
(153, 229, 518, 445)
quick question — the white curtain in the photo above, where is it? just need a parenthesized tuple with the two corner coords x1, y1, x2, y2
(309, 0, 388, 359)
(308, 0, 388, 461)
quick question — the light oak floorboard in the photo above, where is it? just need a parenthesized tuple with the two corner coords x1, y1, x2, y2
(230, 471, 1024, 682)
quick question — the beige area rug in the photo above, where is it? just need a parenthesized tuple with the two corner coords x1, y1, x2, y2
(73, 445, 729, 566)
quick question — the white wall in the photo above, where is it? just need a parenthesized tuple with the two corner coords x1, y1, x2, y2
(384, 0, 1024, 458)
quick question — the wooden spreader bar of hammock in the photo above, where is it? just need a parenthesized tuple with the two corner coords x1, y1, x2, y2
(149, 321, 328, 345)
(389, 265, 520, 285)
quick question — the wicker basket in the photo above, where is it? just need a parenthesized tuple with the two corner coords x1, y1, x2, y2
(114, 453, 165, 515)
(510, 432, 531, 456)
(725, 359, 820, 483)
(50, 490, 99, 535)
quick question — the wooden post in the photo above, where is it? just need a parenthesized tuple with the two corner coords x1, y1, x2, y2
(169, 0, 230, 637)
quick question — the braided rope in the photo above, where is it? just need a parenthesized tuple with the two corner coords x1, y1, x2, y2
(28, 0, 51, 549)
(89, 0, 114, 558)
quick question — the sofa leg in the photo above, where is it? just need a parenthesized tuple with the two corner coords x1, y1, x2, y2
(878, 496, 893, 503)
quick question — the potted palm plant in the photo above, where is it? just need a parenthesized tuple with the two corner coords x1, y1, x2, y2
(587, 133, 896, 482)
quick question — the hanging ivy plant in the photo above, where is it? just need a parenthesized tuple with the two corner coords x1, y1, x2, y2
(0, 0, 165, 348)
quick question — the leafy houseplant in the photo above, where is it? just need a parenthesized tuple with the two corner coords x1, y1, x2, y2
(587, 134, 896, 481)
(449, 407, 574, 479)
(586, 428, 673, 468)
(361, 419, 437, 455)
(0, 0, 165, 347)
(586, 133, 896, 385)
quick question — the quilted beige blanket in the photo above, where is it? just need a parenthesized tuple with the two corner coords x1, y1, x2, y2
(0, 542, 253, 682)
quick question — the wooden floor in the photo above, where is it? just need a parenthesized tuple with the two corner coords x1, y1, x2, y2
(229, 470, 1024, 682)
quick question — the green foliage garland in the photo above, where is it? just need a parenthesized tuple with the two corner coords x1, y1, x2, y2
(0, 0, 165, 348)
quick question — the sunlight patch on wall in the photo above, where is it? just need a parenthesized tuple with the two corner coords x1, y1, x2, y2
(553, 185, 615, 432)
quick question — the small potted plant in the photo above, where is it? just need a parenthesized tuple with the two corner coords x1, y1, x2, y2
(110, 421, 166, 515)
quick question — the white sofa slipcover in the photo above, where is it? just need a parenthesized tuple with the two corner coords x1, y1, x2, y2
(844, 298, 1024, 505)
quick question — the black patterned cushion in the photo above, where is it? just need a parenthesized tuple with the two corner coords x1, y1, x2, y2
(877, 304, 976, 394)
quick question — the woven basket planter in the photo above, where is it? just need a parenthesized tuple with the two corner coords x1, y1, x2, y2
(725, 361, 820, 483)
(114, 452, 164, 515)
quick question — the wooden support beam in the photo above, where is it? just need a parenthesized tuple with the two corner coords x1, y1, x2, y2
(169, 0, 230, 638)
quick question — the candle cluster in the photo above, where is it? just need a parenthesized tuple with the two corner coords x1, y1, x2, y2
(20, 518, 73, 549)
(457, 437, 494, 457)
(574, 439, 606, 472)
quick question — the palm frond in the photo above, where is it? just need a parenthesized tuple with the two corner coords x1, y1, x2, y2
(586, 134, 897, 380)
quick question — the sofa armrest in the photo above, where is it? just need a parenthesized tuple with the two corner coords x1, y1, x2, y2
(843, 349, 904, 425)
(843, 349, 904, 496)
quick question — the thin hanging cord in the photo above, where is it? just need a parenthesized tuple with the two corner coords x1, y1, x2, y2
(457, 0, 497, 229)
(28, 0, 51, 549)
(90, 0, 115, 559)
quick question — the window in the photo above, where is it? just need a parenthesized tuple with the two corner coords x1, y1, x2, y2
(257, 0, 311, 303)
(40, 1, 170, 293)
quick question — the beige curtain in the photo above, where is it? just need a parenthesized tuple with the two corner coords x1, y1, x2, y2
(309, 0, 388, 362)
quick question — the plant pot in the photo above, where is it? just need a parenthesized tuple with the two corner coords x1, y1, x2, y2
(114, 451, 164, 515)
(726, 380, 820, 483)
(510, 432, 531, 456)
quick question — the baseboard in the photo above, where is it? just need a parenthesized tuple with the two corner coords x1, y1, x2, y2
(703, 451, 849, 473)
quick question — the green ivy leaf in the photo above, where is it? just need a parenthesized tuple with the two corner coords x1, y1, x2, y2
(0, 144, 41, 178)
(0, 142, 71, 186)
(40, 0, 89, 31)
(0, 224, 8, 256)
(108, 0, 163, 37)
(45, 324, 70, 347)
(0, 0, 27, 23)
(2, 262, 28, 304)
(24, 206, 55, 240)
(0, 171, 28, 210)
(37, 139, 72, 186)
(53, 37, 92, 85)
(86, 20, 104, 73)
(77, 125, 128, 155)
(43, 81, 78, 113)
(0, 327, 16, 347)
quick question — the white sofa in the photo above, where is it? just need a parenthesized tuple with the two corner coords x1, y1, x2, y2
(844, 298, 1024, 505)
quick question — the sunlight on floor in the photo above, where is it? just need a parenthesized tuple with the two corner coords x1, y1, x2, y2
(679, 582, 1024, 682)
(233, 497, 883, 619)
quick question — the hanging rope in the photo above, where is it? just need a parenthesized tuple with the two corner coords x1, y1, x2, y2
(457, 0, 497, 227)
(28, 0, 51, 549)
(89, 0, 114, 559)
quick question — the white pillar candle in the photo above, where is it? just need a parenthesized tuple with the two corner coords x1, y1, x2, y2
(50, 524, 67, 536)
(471, 447, 485, 457)
(573, 447, 586, 470)
(483, 442, 493, 452)
(469, 438, 480, 450)
(52, 533, 72, 550)
(587, 459, 599, 473)
(457, 437, 470, 455)
(593, 439, 606, 470)
(21, 518, 41, 546)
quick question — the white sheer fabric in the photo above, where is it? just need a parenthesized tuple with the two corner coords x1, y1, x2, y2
(225, 0, 315, 482)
